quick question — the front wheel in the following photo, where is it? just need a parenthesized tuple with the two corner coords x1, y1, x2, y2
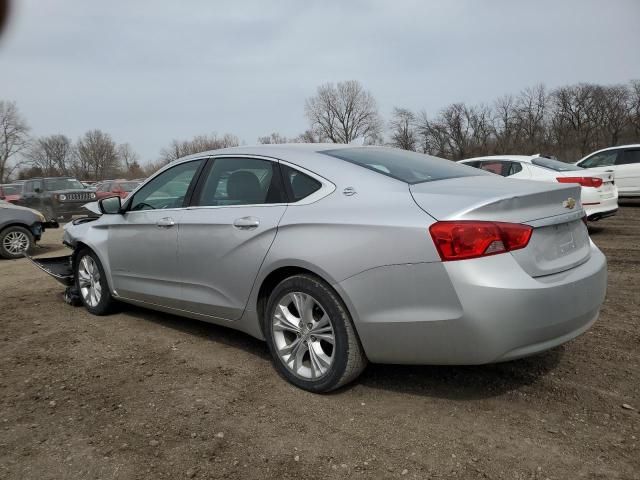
(264, 274, 367, 392)
(75, 249, 116, 315)
(0, 226, 34, 259)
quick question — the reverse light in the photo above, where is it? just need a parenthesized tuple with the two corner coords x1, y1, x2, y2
(557, 177, 603, 188)
(429, 221, 533, 262)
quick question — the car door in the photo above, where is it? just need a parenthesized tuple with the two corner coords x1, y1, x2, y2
(106, 158, 206, 308)
(613, 149, 640, 196)
(177, 156, 288, 320)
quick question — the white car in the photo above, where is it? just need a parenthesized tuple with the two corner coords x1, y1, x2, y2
(575, 144, 640, 198)
(459, 155, 618, 221)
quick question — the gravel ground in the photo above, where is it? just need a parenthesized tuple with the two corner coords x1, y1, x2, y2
(1, 200, 639, 480)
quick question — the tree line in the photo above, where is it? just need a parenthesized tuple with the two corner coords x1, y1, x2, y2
(1, 78, 638, 183)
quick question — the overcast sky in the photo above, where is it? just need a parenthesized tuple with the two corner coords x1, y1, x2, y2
(1, 0, 639, 162)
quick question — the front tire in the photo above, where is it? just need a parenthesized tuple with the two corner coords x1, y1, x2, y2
(264, 274, 367, 393)
(75, 249, 116, 315)
(0, 226, 34, 259)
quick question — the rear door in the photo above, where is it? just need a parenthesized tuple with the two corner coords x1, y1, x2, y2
(177, 156, 287, 320)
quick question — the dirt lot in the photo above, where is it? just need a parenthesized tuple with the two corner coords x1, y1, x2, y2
(1, 202, 639, 480)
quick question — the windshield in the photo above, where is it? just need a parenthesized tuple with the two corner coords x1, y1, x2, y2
(44, 178, 85, 191)
(531, 158, 583, 172)
(1, 184, 22, 195)
(322, 147, 488, 184)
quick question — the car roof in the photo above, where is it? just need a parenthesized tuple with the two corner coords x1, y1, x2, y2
(582, 144, 640, 156)
(168, 144, 413, 183)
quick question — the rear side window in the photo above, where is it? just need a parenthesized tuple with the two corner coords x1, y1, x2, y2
(616, 149, 640, 165)
(281, 165, 321, 202)
(531, 157, 582, 172)
(322, 147, 487, 184)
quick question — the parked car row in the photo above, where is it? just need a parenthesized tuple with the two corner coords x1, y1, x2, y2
(459, 144, 640, 223)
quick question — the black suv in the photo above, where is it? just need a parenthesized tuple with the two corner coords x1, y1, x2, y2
(19, 177, 97, 221)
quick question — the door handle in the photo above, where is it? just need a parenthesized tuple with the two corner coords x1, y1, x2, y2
(156, 217, 175, 228)
(233, 216, 260, 230)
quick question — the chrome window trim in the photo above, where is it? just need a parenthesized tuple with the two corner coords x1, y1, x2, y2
(184, 154, 335, 211)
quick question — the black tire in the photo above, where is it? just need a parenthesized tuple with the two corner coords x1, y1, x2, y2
(74, 249, 116, 315)
(0, 226, 34, 259)
(264, 274, 367, 393)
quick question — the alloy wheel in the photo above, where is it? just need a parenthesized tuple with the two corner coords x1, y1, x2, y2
(78, 255, 102, 308)
(2, 230, 29, 255)
(271, 291, 335, 379)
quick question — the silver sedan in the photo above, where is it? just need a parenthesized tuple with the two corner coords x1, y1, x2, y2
(38, 145, 607, 392)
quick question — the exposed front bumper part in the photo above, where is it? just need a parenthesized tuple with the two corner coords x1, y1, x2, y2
(25, 254, 74, 286)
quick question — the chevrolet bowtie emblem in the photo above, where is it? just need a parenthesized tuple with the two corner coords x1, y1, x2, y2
(563, 197, 576, 209)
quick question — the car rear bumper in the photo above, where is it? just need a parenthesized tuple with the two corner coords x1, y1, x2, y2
(338, 243, 607, 364)
(583, 193, 618, 221)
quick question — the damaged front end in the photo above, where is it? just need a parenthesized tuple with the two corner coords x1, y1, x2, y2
(26, 211, 101, 306)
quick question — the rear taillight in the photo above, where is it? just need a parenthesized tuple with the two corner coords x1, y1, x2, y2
(429, 221, 533, 262)
(557, 177, 603, 188)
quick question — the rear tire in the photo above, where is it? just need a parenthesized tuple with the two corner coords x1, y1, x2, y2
(0, 226, 34, 259)
(264, 274, 367, 393)
(75, 249, 116, 315)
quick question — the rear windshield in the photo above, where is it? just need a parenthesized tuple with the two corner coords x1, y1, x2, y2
(531, 158, 582, 172)
(44, 178, 85, 191)
(321, 147, 487, 184)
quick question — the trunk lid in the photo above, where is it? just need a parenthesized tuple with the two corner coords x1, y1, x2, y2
(410, 176, 590, 277)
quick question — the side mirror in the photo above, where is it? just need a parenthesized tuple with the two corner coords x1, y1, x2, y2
(98, 196, 122, 214)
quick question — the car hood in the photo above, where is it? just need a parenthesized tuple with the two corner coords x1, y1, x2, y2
(0, 200, 43, 218)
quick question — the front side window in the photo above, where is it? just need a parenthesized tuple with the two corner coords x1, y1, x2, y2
(322, 147, 488, 184)
(129, 159, 203, 211)
(579, 151, 617, 168)
(616, 149, 640, 165)
(195, 157, 285, 206)
(281, 165, 322, 202)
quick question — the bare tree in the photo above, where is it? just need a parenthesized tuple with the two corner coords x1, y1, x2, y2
(0, 101, 30, 182)
(305, 80, 382, 144)
(294, 129, 323, 143)
(388, 107, 417, 151)
(628, 79, 640, 138)
(258, 132, 289, 144)
(74, 130, 120, 180)
(117, 143, 139, 170)
(159, 133, 239, 164)
(26, 134, 73, 176)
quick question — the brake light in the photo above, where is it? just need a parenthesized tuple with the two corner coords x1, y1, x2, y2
(429, 221, 533, 261)
(557, 177, 603, 188)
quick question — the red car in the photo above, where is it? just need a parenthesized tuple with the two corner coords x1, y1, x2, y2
(0, 183, 24, 204)
(95, 180, 140, 200)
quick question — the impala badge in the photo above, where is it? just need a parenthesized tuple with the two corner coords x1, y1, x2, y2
(563, 197, 576, 209)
